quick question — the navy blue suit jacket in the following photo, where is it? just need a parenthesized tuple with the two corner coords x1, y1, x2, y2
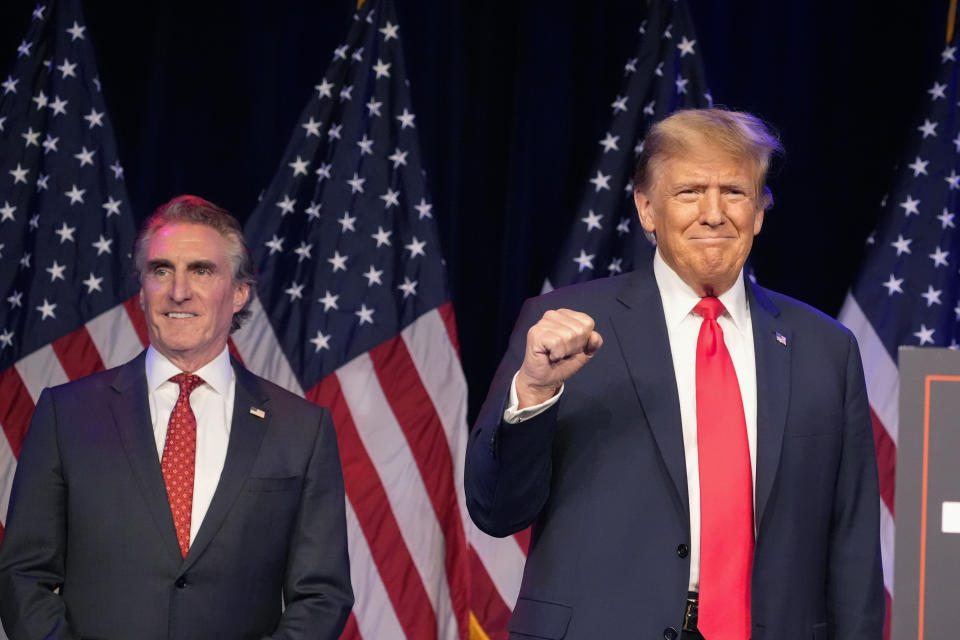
(0, 350, 353, 640)
(465, 264, 883, 640)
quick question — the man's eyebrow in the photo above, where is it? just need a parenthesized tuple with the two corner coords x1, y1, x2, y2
(144, 259, 219, 272)
(146, 258, 173, 271)
(670, 179, 707, 190)
(719, 180, 754, 192)
(720, 176, 753, 185)
(188, 260, 218, 272)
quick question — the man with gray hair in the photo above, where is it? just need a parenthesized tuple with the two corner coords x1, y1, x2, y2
(0, 195, 353, 639)
(466, 109, 884, 639)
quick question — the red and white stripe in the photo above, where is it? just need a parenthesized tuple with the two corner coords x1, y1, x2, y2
(0, 299, 149, 640)
(0, 298, 151, 540)
(234, 297, 526, 640)
(838, 293, 898, 639)
(1, 287, 900, 640)
(0, 295, 527, 640)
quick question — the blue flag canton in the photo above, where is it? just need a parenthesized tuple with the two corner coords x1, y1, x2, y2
(0, 0, 136, 368)
(549, 0, 711, 289)
(851, 40, 960, 355)
(244, 0, 448, 389)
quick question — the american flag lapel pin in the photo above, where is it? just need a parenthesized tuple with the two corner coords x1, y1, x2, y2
(249, 407, 266, 419)
(775, 332, 787, 346)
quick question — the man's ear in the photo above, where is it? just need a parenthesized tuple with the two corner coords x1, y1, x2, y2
(139, 288, 145, 311)
(634, 190, 657, 233)
(233, 282, 250, 313)
(753, 207, 764, 236)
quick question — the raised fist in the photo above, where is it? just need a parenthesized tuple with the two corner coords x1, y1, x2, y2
(515, 308, 603, 409)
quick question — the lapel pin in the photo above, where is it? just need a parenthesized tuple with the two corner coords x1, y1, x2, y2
(249, 407, 266, 419)
(775, 332, 787, 346)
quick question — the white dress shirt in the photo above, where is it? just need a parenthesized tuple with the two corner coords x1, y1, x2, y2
(145, 345, 236, 545)
(504, 250, 758, 592)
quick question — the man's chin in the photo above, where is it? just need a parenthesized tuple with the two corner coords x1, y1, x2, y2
(682, 262, 744, 296)
(152, 339, 206, 360)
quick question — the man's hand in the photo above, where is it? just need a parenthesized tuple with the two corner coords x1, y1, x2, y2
(516, 309, 603, 409)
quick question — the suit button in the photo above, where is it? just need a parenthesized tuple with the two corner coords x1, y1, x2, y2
(677, 543, 689, 558)
(663, 627, 678, 640)
(175, 577, 187, 589)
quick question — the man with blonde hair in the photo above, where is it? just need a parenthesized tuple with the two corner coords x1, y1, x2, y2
(466, 109, 883, 639)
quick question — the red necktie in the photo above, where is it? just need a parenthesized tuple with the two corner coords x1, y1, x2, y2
(161, 373, 204, 558)
(694, 297, 753, 640)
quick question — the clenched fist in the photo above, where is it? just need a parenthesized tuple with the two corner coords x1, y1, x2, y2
(516, 308, 603, 409)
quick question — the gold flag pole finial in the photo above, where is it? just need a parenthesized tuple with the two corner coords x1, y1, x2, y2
(949, 0, 958, 43)
(358, 0, 367, 9)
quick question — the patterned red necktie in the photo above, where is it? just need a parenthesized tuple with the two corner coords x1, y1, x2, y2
(694, 297, 753, 640)
(161, 373, 204, 558)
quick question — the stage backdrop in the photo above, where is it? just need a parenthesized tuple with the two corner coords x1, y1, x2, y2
(0, 0, 948, 423)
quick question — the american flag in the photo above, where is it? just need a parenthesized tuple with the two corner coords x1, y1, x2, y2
(0, 1, 530, 639)
(0, 4, 142, 628)
(837, 32, 960, 640)
(236, 1, 523, 638)
(544, 0, 711, 292)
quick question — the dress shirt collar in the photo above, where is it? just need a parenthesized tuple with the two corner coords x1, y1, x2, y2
(145, 344, 233, 396)
(652, 249, 750, 335)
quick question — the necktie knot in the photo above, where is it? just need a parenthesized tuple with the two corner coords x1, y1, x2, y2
(694, 296, 725, 322)
(170, 373, 204, 396)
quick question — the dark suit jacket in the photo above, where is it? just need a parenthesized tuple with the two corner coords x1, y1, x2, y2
(465, 263, 884, 640)
(0, 350, 353, 640)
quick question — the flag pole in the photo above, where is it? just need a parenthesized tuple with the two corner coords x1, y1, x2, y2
(949, 0, 957, 43)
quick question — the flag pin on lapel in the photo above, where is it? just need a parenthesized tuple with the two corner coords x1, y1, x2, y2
(775, 332, 787, 346)
(249, 407, 266, 419)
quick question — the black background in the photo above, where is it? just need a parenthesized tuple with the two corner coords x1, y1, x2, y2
(0, 1, 950, 420)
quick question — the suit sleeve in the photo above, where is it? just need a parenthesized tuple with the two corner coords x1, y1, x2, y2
(0, 389, 79, 640)
(270, 407, 353, 640)
(826, 333, 885, 638)
(465, 297, 560, 537)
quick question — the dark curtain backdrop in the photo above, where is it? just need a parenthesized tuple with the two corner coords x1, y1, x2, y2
(0, 1, 949, 421)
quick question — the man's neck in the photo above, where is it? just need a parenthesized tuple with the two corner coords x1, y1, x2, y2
(145, 344, 232, 393)
(653, 250, 744, 299)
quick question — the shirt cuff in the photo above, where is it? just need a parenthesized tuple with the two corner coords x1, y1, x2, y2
(503, 371, 563, 423)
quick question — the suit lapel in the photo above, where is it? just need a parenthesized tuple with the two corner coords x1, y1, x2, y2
(109, 350, 183, 563)
(748, 282, 791, 530)
(184, 359, 269, 569)
(609, 267, 689, 521)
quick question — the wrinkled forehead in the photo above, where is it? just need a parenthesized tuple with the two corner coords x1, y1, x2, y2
(648, 139, 764, 188)
(147, 222, 234, 261)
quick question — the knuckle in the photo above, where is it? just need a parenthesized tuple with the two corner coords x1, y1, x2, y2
(573, 311, 595, 331)
(541, 331, 564, 353)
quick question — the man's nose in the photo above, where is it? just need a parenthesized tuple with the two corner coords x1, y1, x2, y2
(699, 189, 724, 226)
(169, 272, 191, 301)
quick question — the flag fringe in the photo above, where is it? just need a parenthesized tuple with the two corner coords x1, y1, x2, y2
(469, 612, 493, 640)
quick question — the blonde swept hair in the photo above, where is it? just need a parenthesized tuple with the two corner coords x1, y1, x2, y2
(634, 108, 783, 210)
